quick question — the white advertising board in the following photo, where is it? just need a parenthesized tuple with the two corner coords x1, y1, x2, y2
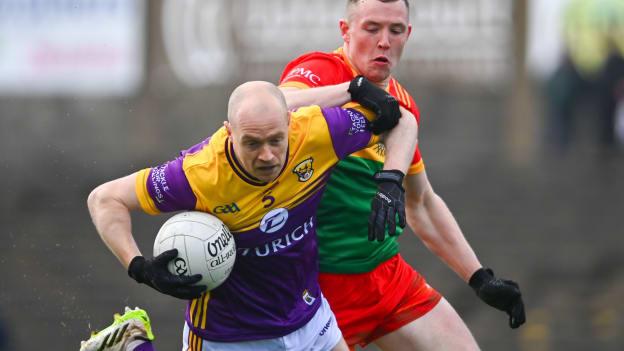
(0, 0, 145, 96)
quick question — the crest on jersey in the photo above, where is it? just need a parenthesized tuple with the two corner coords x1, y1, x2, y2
(292, 157, 314, 182)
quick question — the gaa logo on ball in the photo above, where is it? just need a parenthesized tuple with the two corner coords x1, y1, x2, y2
(153, 211, 236, 291)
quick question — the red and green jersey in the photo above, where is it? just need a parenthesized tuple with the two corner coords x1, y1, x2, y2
(279, 48, 424, 273)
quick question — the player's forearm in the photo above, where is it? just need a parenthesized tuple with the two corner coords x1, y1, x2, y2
(280, 82, 351, 110)
(406, 181, 481, 281)
(382, 107, 418, 174)
(87, 179, 142, 269)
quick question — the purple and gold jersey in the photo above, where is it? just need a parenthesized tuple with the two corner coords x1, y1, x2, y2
(134, 105, 379, 342)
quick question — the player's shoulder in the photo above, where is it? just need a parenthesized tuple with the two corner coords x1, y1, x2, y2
(280, 51, 352, 86)
(390, 78, 420, 119)
(291, 104, 359, 122)
(289, 105, 333, 138)
(284, 106, 334, 160)
(290, 105, 324, 122)
(291, 104, 372, 138)
(286, 51, 345, 68)
(181, 128, 227, 170)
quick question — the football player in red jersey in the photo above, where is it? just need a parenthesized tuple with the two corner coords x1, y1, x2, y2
(279, 1, 526, 350)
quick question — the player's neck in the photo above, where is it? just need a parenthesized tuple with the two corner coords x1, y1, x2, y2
(375, 77, 391, 90)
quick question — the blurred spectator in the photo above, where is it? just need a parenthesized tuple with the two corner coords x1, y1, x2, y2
(545, 0, 624, 152)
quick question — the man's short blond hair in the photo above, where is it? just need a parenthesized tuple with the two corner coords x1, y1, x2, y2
(346, 0, 410, 18)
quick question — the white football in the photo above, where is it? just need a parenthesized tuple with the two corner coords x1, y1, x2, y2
(153, 211, 236, 291)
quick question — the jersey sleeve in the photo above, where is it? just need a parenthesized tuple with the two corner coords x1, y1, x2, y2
(320, 104, 380, 159)
(279, 52, 353, 89)
(406, 102, 424, 175)
(135, 155, 198, 215)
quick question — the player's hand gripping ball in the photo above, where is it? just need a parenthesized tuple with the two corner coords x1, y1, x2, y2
(154, 211, 236, 290)
(128, 211, 236, 300)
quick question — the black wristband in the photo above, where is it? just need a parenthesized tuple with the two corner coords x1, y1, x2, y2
(469, 267, 494, 291)
(373, 170, 405, 186)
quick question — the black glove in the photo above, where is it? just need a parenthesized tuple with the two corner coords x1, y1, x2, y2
(368, 170, 406, 242)
(128, 249, 206, 300)
(348, 75, 401, 134)
(469, 267, 526, 329)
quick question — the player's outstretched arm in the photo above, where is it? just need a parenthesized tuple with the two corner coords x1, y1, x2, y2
(87, 173, 143, 268)
(281, 81, 351, 110)
(346, 77, 416, 240)
(404, 173, 526, 328)
(380, 106, 417, 173)
(87, 173, 205, 299)
(403, 173, 481, 279)
(367, 106, 417, 241)
(280, 76, 415, 239)
(281, 76, 402, 136)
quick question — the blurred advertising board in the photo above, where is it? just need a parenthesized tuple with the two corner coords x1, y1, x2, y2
(0, 0, 145, 97)
(162, 0, 513, 87)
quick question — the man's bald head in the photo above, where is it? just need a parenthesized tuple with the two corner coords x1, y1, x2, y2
(225, 81, 290, 183)
(227, 81, 289, 128)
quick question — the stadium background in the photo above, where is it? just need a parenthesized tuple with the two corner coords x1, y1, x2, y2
(1, 0, 623, 350)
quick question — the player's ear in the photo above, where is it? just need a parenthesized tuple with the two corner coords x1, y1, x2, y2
(407, 23, 412, 38)
(224, 121, 232, 136)
(339, 19, 350, 43)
